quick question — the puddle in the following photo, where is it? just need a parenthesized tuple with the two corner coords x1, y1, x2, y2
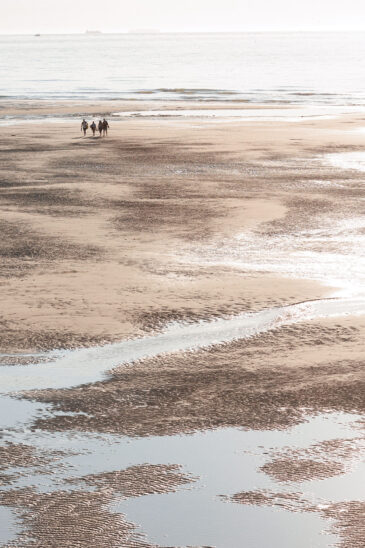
(109, 414, 360, 548)
(7, 413, 358, 486)
(306, 462, 365, 502)
(0, 395, 53, 431)
(119, 494, 333, 548)
(0, 506, 22, 545)
(3, 413, 361, 547)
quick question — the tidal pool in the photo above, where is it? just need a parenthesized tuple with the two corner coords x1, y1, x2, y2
(3, 412, 363, 547)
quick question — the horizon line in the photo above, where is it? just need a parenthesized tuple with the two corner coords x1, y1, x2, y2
(2, 29, 365, 36)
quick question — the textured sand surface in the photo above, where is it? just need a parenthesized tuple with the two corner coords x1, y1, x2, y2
(1, 102, 364, 547)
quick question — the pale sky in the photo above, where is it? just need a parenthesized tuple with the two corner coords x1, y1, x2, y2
(1, 0, 365, 34)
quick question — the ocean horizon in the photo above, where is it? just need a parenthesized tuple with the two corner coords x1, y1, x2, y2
(1, 32, 365, 104)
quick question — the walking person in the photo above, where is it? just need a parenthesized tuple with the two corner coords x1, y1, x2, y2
(90, 121, 97, 137)
(98, 120, 103, 137)
(80, 119, 89, 136)
(102, 118, 109, 137)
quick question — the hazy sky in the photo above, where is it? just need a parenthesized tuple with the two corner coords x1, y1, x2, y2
(2, 0, 365, 34)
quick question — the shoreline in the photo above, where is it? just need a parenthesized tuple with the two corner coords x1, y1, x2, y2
(2, 98, 365, 120)
(0, 99, 293, 118)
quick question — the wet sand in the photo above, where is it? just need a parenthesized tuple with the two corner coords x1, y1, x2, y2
(0, 101, 364, 547)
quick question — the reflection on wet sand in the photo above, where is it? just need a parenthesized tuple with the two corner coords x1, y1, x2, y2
(1, 106, 364, 547)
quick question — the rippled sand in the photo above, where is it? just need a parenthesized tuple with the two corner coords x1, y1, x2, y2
(0, 102, 364, 547)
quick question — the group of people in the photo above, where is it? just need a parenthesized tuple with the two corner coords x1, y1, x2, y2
(81, 118, 109, 137)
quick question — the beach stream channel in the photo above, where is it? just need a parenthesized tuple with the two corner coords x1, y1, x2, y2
(1, 292, 364, 546)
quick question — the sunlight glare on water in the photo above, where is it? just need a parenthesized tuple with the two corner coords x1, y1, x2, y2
(2, 33, 365, 104)
(325, 151, 365, 172)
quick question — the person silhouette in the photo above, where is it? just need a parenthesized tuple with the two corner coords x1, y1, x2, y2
(102, 118, 109, 137)
(80, 119, 89, 136)
(98, 120, 103, 137)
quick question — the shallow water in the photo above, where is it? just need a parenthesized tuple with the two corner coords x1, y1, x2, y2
(0, 294, 364, 395)
(120, 495, 331, 548)
(2, 104, 365, 127)
(3, 412, 362, 547)
(112, 106, 341, 122)
(112, 104, 365, 121)
(0, 105, 351, 127)
(0, 395, 53, 430)
(0, 506, 21, 544)
(110, 414, 362, 547)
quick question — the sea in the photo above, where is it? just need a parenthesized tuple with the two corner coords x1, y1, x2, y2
(1, 32, 365, 104)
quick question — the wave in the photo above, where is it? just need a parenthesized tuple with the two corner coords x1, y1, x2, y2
(2, 87, 365, 106)
(154, 87, 238, 94)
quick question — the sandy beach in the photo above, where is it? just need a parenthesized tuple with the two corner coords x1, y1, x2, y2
(0, 101, 364, 547)
(2, 101, 365, 350)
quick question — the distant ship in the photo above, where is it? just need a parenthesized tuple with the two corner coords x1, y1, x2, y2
(34, 34, 41, 37)
(85, 30, 102, 35)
